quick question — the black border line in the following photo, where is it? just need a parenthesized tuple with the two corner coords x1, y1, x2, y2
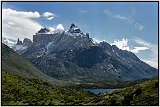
(1, 0, 159, 2)
(1, 1, 159, 106)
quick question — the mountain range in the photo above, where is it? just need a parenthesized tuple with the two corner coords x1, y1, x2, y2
(2, 23, 158, 106)
(3, 23, 158, 83)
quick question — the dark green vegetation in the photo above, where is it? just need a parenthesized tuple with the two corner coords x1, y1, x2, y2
(88, 76, 159, 106)
(2, 43, 69, 86)
(2, 71, 95, 105)
(2, 71, 158, 106)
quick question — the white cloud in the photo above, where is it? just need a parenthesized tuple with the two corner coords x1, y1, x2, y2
(134, 37, 156, 49)
(7, 21, 15, 26)
(48, 24, 65, 33)
(80, 10, 88, 14)
(92, 38, 106, 44)
(111, 38, 130, 51)
(111, 38, 150, 53)
(103, 9, 112, 16)
(3, 8, 40, 18)
(43, 12, 56, 20)
(103, 8, 143, 31)
(114, 15, 128, 21)
(43, 12, 55, 17)
(49, 27, 56, 32)
(2, 8, 42, 40)
(47, 17, 54, 20)
(133, 38, 158, 68)
(114, 15, 134, 25)
(56, 24, 64, 30)
(141, 59, 158, 69)
(131, 47, 149, 53)
(135, 23, 144, 31)
(2, 37, 17, 48)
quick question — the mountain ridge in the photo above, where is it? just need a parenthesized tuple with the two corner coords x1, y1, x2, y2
(5, 23, 158, 82)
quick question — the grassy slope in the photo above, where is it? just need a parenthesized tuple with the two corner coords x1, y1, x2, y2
(2, 43, 69, 86)
(2, 71, 95, 105)
(88, 76, 159, 106)
(2, 71, 158, 106)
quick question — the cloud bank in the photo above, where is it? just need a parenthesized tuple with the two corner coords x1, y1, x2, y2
(2, 8, 60, 41)
(2, 8, 43, 40)
(3, 8, 41, 18)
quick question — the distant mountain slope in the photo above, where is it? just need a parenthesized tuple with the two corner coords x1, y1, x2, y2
(2, 43, 68, 86)
(20, 24, 157, 82)
(88, 76, 159, 106)
(2, 71, 95, 105)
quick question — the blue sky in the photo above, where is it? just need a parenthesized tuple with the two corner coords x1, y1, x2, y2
(2, 2, 158, 68)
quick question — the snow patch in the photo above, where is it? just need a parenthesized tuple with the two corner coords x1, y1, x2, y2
(92, 38, 106, 44)
(13, 45, 27, 51)
(45, 40, 54, 53)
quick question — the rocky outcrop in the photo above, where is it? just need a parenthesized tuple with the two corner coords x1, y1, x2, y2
(12, 38, 33, 55)
(38, 27, 50, 33)
(86, 33, 89, 38)
(23, 38, 32, 46)
(69, 23, 81, 33)
(16, 38, 23, 45)
(33, 33, 55, 45)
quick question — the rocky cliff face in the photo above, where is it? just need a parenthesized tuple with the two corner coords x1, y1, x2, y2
(23, 38, 32, 46)
(12, 38, 33, 54)
(19, 24, 157, 82)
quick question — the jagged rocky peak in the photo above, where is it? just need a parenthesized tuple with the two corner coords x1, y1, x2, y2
(99, 41, 111, 48)
(16, 38, 23, 45)
(111, 45, 119, 51)
(70, 23, 76, 29)
(86, 33, 89, 38)
(13, 38, 29, 54)
(23, 38, 32, 46)
(38, 27, 50, 34)
(69, 23, 81, 33)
